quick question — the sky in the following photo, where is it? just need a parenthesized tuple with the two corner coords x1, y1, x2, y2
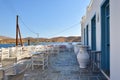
(0, 0, 90, 38)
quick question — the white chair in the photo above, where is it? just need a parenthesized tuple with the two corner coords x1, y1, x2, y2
(9, 47, 16, 58)
(1, 48, 10, 60)
(1, 47, 17, 67)
(22, 46, 32, 58)
(53, 45, 59, 55)
(35, 45, 46, 53)
(15, 47, 22, 60)
(31, 52, 48, 70)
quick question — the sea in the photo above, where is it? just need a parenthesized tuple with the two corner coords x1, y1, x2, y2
(0, 42, 81, 48)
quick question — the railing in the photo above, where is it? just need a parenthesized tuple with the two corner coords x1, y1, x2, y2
(90, 50, 101, 71)
(87, 48, 110, 80)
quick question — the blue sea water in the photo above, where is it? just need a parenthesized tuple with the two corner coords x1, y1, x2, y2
(0, 44, 16, 48)
(0, 42, 81, 48)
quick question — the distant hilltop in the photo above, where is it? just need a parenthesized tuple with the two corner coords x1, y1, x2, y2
(0, 36, 13, 40)
(0, 36, 81, 44)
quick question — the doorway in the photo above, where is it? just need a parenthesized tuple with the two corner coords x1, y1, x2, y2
(101, 0, 110, 76)
(91, 15, 96, 50)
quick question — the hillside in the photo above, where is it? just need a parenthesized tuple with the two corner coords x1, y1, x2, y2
(0, 36, 13, 40)
(0, 36, 81, 44)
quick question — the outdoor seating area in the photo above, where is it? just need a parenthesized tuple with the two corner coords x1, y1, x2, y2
(0, 43, 109, 80)
(22, 44, 107, 80)
(0, 44, 68, 80)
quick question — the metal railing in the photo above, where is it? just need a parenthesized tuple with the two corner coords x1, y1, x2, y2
(90, 50, 101, 71)
(87, 48, 110, 80)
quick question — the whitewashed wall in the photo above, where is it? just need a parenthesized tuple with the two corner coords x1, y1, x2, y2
(81, 0, 103, 51)
(110, 0, 120, 79)
(81, 0, 120, 79)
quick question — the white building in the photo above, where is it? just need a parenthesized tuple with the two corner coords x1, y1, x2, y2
(81, 0, 120, 80)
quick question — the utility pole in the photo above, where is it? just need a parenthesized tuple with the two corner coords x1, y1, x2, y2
(16, 15, 23, 46)
(16, 15, 18, 46)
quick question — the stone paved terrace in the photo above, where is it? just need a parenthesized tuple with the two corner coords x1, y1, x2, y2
(10, 51, 107, 80)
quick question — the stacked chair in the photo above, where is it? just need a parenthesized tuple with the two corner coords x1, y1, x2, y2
(31, 45, 48, 70)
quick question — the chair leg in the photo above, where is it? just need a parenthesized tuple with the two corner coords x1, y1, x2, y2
(43, 60, 45, 70)
(32, 64, 34, 70)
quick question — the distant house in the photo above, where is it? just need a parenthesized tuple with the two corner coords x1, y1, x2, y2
(81, 0, 120, 80)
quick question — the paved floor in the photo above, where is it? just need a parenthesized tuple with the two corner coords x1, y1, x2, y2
(20, 51, 107, 80)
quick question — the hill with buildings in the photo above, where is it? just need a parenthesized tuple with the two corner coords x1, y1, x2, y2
(0, 36, 81, 44)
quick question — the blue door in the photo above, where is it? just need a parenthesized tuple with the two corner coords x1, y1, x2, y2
(86, 25, 89, 46)
(91, 15, 96, 50)
(105, 4, 110, 74)
(101, 0, 110, 76)
(84, 28, 86, 45)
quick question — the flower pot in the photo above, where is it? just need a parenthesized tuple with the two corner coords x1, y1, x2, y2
(74, 44, 81, 55)
(77, 45, 89, 68)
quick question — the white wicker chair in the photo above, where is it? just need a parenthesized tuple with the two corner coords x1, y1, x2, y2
(31, 53, 48, 70)
(1, 48, 10, 60)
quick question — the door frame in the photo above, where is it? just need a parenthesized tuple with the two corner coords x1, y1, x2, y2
(86, 25, 89, 46)
(91, 14, 96, 50)
(101, 0, 110, 76)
